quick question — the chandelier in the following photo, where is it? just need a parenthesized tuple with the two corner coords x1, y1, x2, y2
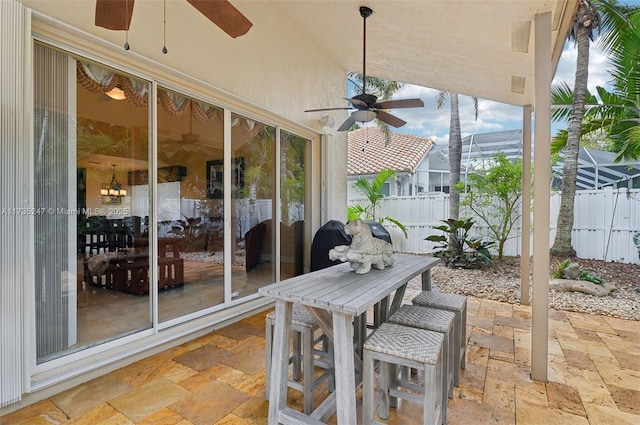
(101, 165, 127, 199)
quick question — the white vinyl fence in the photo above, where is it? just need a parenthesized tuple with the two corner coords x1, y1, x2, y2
(349, 187, 640, 264)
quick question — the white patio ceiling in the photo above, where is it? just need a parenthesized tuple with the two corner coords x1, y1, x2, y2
(274, 0, 577, 106)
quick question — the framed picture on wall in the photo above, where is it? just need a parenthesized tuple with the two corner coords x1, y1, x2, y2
(206, 157, 245, 199)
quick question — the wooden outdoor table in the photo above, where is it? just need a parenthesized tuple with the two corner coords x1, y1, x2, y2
(259, 253, 440, 424)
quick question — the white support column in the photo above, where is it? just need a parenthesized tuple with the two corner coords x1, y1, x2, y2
(531, 11, 552, 382)
(521, 106, 532, 306)
(322, 131, 348, 221)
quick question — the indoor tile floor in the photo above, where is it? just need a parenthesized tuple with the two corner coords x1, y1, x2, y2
(2, 288, 639, 424)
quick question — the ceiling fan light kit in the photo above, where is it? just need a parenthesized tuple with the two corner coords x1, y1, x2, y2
(304, 5, 424, 132)
(351, 110, 376, 123)
(105, 86, 126, 100)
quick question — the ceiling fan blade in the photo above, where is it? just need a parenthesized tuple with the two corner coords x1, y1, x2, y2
(95, 0, 135, 30)
(376, 111, 407, 128)
(374, 98, 424, 109)
(337, 115, 357, 132)
(304, 107, 353, 112)
(186, 0, 253, 38)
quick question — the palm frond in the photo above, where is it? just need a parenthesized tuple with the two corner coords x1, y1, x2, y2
(551, 129, 569, 154)
(376, 120, 392, 144)
(347, 73, 403, 101)
(435, 91, 449, 109)
(595, 0, 635, 53)
(371, 169, 396, 195)
(381, 216, 408, 239)
(551, 82, 599, 122)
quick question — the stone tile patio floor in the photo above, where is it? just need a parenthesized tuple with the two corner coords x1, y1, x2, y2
(2, 291, 639, 424)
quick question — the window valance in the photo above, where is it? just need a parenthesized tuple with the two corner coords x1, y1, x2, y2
(77, 61, 263, 136)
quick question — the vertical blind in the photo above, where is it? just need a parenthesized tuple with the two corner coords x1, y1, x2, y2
(0, 0, 25, 408)
(33, 44, 74, 361)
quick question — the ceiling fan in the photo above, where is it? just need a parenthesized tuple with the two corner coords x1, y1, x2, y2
(305, 6, 424, 132)
(95, 0, 253, 39)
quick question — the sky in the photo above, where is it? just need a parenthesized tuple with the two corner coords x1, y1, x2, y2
(358, 0, 640, 146)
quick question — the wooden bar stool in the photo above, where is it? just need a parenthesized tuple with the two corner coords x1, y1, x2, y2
(388, 305, 456, 423)
(265, 303, 333, 414)
(412, 291, 467, 386)
(363, 323, 445, 425)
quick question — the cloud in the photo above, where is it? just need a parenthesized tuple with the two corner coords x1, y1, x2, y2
(387, 85, 523, 140)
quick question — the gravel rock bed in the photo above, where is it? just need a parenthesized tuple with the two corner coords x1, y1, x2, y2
(429, 257, 640, 321)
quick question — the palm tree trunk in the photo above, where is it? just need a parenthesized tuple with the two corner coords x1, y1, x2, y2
(449, 93, 462, 220)
(551, 20, 590, 256)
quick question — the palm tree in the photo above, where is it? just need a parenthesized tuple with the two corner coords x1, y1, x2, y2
(551, 0, 634, 256)
(436, 92, 478, 220)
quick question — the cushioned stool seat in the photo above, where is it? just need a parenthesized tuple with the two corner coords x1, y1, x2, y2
(265, 304, 333, 414)
(412, 291, 467, 386)
(388, 305, 455, 422)
(363, 323, 445, 425)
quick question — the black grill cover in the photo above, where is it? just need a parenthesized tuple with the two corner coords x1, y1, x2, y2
(363, 220, 392, 244)
(310, 220, 393, 272)
(310, 220, 351, 271)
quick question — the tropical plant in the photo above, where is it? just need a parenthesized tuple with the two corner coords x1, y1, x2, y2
(555, 6, 640, 161)
(459, 153, 523, 259)
(347, 168, 409, 238)
(580, 269, 605, 284)
(550, 0, 634, 256)
(550, 259, 572, 279)
(166, 215, 209, 252)
(425, 218, 494, 269)
(436, 92, 478, 220)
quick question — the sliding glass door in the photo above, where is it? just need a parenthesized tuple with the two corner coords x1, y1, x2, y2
(33, 42, 315, 364)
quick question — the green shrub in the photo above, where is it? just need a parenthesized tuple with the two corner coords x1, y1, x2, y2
(579, 270, 604, 285)
(425, 218, 494, 269)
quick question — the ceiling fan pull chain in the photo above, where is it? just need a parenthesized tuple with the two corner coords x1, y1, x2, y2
(123, 0, 130, 50)
(162, 0, 168, 54)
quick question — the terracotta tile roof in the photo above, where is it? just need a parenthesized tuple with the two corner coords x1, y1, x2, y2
(347, 127, 434, 176)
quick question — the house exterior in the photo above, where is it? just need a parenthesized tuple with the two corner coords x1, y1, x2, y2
(1, 0, 577, 412)
(347, 127, 434, 197)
